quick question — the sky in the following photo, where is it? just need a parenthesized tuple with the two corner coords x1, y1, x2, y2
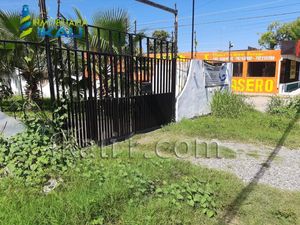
(1, 0, 300, 52)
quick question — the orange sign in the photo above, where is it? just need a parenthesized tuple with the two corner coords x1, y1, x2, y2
(181, 50, 281, 62)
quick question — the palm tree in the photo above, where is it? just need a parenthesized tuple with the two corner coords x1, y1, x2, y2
(0, 10, 41, 42)
(18, 48, 47, 100)
(0, 10, 46, 100)
(72, 8, 146, 97)
(72, 8, 130, 53)
(69, 8, 131, 97)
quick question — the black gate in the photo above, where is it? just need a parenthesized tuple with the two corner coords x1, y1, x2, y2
(0, 25, 176, 146)
(51, 25, 176, 146)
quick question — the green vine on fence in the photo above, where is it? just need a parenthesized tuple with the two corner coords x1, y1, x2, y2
(0, 98, 82, 185)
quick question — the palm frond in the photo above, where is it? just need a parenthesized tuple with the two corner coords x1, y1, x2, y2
(0, 10, 21, 40)
(73, 7, 86, 24)
(0, 10, 42, 42)
(92, 8, 129, 33)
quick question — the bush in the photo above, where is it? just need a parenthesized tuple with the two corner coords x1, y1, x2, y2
(267, 96, 300, 117)
(211, 90, 252, 118)
(0, 78, 13, 100)
(0, 95, 53, 112)
(0, 101, 81, 185)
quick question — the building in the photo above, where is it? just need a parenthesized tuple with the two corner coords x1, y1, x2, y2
(181, 40, 300, 95)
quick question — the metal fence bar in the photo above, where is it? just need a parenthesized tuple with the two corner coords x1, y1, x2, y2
(0, 22, 177, 146)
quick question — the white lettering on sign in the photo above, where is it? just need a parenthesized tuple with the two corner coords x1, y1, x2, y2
(255, 56, 275, 61)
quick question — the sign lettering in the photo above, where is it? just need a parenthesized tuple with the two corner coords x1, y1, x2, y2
(232, 78, 276, 93)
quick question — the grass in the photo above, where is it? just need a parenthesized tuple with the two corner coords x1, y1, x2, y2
(137, 138, 237, 159)
(0, 143, 299, 225)
(4, 110, 52, 121)
(1, 95, 52, 121)
(163, 110, 300, 149)
(0, 109, 300, 225)
(1, 92, 300, 224)
(246, 151, 261, 159)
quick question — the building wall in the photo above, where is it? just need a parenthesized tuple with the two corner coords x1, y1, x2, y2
(180, 50, 281, 94)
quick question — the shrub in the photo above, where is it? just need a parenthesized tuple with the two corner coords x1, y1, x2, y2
(0, 95, 53, 112)
(0, 78, 13, 101)
(0, 100, 81, 185)
(155, 177, 217, 218)
(267, 96, 300, 117)
(289, 96, 300, 112)
(211, 90, 252, 118)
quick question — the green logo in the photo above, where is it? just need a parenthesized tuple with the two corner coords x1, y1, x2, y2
(20, 5, 33, 39)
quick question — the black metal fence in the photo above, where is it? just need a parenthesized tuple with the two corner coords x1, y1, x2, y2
(0, 25, 177, 146)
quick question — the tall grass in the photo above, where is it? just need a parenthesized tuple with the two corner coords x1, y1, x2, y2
(267, 96, 300, 117)
(211, 90, 252, 118)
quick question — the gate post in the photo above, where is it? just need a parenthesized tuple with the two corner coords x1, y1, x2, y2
(171, 44, 177, 122)
(45, 41, 56, 104)
(84, 25, 98, 142)
(39, 0, 55, 106)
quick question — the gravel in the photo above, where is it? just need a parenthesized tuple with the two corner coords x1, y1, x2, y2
(189, 140, 300, 191)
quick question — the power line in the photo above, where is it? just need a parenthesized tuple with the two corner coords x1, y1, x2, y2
(181, 0, 287, 21)
(137, 0, 297, 26)
(190, 11, 300, 25)
(150, 16, 297, 34)
(178, 18, 296, 44)
(140, 11, 300, 32)
(189, 17, 296, 35)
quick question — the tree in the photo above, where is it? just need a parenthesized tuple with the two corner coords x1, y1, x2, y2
(259, 18, 300, 50)
(149, 30, 171, 53)
(0, 10, 46, 100)
(73, 8, 130, 53)
(18, 48, 47, 100)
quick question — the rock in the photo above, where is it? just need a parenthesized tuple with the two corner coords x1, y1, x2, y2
(43, 178, 63, 194)
(0, 111, 25, 137)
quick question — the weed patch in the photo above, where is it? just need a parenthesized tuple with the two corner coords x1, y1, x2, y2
(211, 90, 253, 118)
(0, 100, 80, 185)
(267, 96, 300, 117)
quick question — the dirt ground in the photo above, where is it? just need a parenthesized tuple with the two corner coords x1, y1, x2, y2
(245, 96, 272, 112)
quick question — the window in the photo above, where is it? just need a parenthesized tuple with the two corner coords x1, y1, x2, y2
(290, 61, 297, 80)
(280, 60, 287, 83)
(247, 62, 276, 77)
(233, 62, 243, 77)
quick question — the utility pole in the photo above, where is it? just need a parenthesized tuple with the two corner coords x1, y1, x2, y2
(57, 0, 61, 18)
(228, 41, 234, 62)
(191, 0, 195, 59)
(38, 0, 47, 19)
(174, 4, 178, 56)
(194, 31, 197, 56)
(38, 0, 56, 104)
(135, 0, 178, 56)
(134, 20, 137, 34)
